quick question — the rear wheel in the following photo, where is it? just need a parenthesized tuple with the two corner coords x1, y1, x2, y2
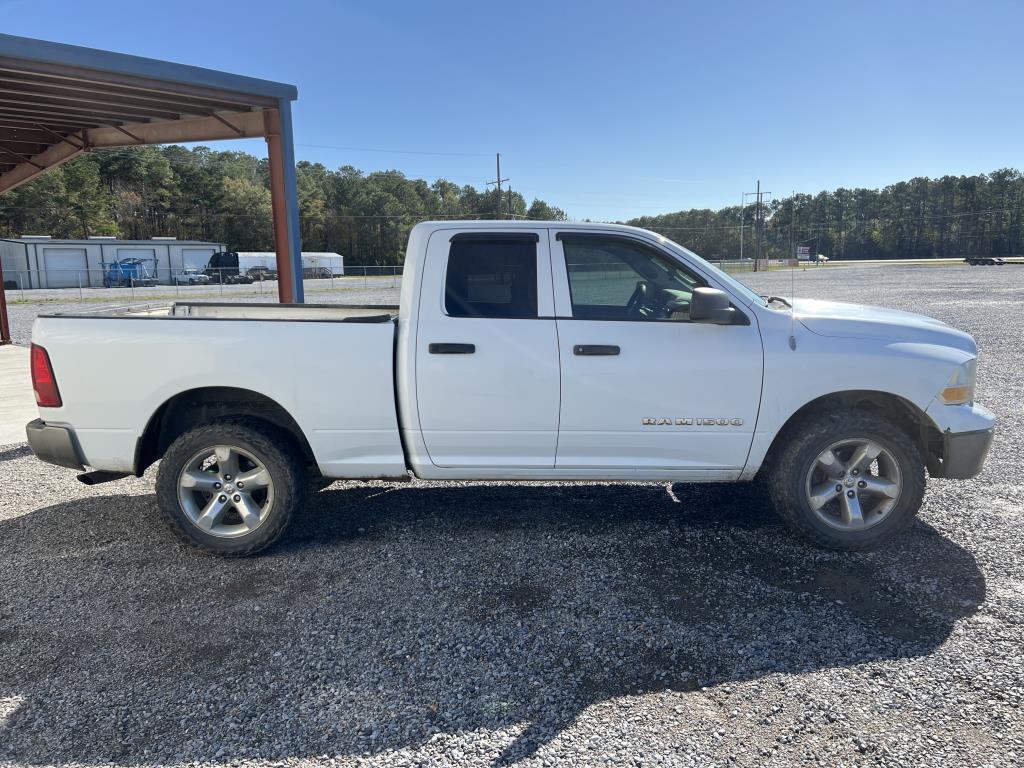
(155, 421, 303, 556)
(768, 409, 925, 550)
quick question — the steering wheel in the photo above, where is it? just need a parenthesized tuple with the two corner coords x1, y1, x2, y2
(625, 280, 649, 317)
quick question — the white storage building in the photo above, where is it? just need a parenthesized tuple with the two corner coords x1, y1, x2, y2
(0, 236, 226, 289)
(236, 251, 344, 276)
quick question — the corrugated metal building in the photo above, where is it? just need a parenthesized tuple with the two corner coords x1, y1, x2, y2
(0, 236, 226, 288)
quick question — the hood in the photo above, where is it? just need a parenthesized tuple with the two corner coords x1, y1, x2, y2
(792, 298, 977, 353)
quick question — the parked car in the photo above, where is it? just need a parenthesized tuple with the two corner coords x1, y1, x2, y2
(102, 258, 157, 288)
(302, 266, 332, 279)
(27, 221, 994, 557)
(246, 266, 277, 281)
(173, 268, 210, 286)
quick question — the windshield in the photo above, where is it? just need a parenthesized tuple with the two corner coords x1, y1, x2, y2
(658, 235, 768, 307)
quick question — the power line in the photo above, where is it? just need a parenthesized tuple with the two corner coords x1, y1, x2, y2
(294, 143, 492, 157)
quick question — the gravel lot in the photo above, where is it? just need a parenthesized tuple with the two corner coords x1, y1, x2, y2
(1, 263, 1021, 767)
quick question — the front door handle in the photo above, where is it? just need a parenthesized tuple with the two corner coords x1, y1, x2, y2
(573, 344, 620, 356)
(429, 343, 476, 354)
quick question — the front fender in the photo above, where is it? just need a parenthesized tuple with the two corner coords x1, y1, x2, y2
(742, 324, 979, 478)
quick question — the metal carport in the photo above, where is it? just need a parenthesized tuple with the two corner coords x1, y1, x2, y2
(0, 33, 305, 344)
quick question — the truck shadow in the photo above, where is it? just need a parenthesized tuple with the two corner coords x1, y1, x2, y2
(0, 481, 984, 765)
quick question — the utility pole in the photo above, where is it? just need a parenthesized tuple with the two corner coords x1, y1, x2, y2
(789, 190, 796, 264)
(486, 152, 509, 220)
(743, 181, 772, 271)
(739, 193, 745, 264)
(756, 179, 762, 269)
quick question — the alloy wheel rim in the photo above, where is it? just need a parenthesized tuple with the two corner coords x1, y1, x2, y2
(177, 445, 274, 538)
(803, 438, 902, 531)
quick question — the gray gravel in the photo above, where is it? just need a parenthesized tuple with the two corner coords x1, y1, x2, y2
(1, 263, 1022, 767)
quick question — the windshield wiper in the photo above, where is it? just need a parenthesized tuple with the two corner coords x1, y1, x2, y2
(762, 295, 792, 308)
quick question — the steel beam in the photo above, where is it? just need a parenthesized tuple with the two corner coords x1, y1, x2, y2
(0, 34, 294, 104)
(2, 128, 65, 143)
(0, 73, 252, 112)
(0, 101, 148, 125)
(0, 109, 267, 193)
(263, 107, 302, 303)
(0, 87, 187, 121)
(0, 136, 82, 193)
(0, 137, 47, 152)
(0, 59, 281, 108)
(0, 142, 45, 168)
(276, 100, 304, 303)
(32, 124, 85, 148)
(0, 255, 10, 344)
(84, 110, 265, 146)
(0, 108, 105, 127)
(0, 119, 84, 132)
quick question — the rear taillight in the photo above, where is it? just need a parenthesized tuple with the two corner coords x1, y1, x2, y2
(30, 344, 62, 408)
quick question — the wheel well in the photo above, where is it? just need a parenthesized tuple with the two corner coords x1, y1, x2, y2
(134, 387, 316, 476)
(759, 390, 942, 478)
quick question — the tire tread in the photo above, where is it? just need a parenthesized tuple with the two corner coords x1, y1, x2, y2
(768, 408, 925, 551)
(155, 419, 303, 557)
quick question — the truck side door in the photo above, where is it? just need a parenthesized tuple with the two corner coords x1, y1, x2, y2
(551, 231, 763, 472)
(414, 229, 560, 468)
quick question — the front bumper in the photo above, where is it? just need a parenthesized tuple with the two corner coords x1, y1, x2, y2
(923, 402, 996, 480)
(934, 427, 994, 479)
(25, 418, 85, 471)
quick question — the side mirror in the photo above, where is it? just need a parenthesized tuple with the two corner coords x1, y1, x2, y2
(689, 287, 735, 324)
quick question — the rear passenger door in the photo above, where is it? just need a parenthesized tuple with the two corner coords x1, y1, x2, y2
(414, 230, 561, 468)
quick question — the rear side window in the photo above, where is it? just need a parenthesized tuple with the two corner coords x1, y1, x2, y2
(444, 238, 538, 319)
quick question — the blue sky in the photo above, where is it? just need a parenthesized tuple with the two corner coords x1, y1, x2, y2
(4, 0, 1021, 220)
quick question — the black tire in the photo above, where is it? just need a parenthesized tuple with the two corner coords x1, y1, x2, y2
(155, 420, 304, 556)
(768, 408, 925, 551)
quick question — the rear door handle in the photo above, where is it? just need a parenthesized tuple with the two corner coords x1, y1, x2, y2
(573, 344, 620, 356)
(428, 343, 476, 354)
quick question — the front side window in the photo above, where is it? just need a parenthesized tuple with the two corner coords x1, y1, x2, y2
(561, 236, 705, 321)
(444, 238, 538, 319)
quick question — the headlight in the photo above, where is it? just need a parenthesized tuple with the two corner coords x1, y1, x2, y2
(939, 359, 977, 405)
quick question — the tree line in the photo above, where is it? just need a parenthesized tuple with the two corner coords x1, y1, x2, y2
(1, 144, 1021, 263)
(629, 168, 1024, 262)
(0, 145, 566, 265)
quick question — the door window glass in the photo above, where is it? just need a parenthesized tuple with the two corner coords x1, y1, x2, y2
(445, 239, 538, 318)
(561, 236, 705, 321)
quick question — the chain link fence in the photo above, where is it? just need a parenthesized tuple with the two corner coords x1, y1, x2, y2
(2, 265, 404, 303)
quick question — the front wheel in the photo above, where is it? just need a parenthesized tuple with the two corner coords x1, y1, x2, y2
(768, 409, 925, 550)
(155, 421, 304, 556)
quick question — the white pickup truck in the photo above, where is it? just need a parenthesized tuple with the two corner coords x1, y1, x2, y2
(26, 221, 994, 556)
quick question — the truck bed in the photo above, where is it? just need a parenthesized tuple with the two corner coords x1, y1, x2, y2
(170, 302, 397, 321)
(40, 301, 398, 322)
(32, 302, 406, 478)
